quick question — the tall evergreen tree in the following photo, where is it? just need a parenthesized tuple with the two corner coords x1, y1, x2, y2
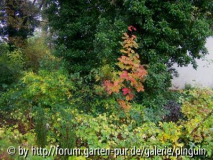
(0, 0, 40, 50)
(46, 0, 105, 73)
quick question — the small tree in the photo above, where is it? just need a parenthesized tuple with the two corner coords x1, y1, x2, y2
(104, 26, 147, 110)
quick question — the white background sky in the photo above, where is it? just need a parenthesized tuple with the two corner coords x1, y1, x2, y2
(172, 37, 213, 89)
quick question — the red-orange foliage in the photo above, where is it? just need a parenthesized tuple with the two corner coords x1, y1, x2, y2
(104, 26, 147, 110)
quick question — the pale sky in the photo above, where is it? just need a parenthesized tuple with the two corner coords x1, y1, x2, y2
(172, 37, 213, 89)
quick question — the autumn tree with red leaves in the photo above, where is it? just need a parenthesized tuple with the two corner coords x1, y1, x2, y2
(104, 26, 147, 110)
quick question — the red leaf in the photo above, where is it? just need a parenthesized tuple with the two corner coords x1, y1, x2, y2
(122, 88, 131, 95)
(128, 26, 137, 31)
(128, 26, 132, 31)
(120, 71, 129, 80)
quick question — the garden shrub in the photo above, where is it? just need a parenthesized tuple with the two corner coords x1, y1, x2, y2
(62, 88, 212, 159)
(104, 26, 147, 110)
(163, 100, 182, 123)
(1, 71, 213, 159)
(180, 88, 213, 158)
(22, 35, 52, 71)
(0, 67, 76, 150)
(0, 49, 24, 89)
(69, 105, 212, 159)
(0, 68, 74, 112)
(0, 126, 36, 160)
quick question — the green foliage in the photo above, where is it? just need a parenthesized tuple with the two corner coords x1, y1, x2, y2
(0, 1, 213, 159)
(73, 111, 160, 151)
(0, 67, 77, 158)
(46, 0, 103, 73)
(180, 88, 213, 147)
(69, 70, 119, 114)
(0, 68, 74, 112)
(184, 83, 193, 90)
(35, 108, 48, 148)
(94, 18, 127, 65)
(22, 35, 53, 71)
(0, 48, 24, 89)
(0, 0, 40, 50)
(1, 68, 213, 159)
(0, 34, 55, 91)
(139, 63, 172, 108)
(69, 99, 212, 159)
(0, 126, 36, 160)
(46, 0, 212, 98)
